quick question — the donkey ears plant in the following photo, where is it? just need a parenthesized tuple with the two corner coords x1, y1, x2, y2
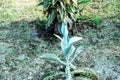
(40, 22, 99, 80)
(54, 22, 84, 80)
(54, 23, 83, 56)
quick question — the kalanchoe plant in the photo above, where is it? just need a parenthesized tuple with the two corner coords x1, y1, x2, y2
(54, 22, 83, 80)
(40, 23, 99, 80)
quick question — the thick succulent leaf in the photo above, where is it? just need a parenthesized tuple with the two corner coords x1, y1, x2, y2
(69, 37, 83, 45)
(71, 67, 99, 80)
(40, 71, 64, 80)
(61, 23, 68, 40)
(70, 45, 85, 63)
(40, 53, 65, 65)
(64, 44, 71, 56)
(68, 45, 75, 57)
(61, 39, 69, 55)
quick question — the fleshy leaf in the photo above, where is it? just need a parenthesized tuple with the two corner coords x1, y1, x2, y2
(71, 67, 99, 80)
(60, 37, 70, 55)
(69, 37, 83, 45)
(61, 40, 67, 55)
(61, 23, 68, 40)
(40, 53, 65, 65)
(68, 45, 75, 57)
(70, 46, 85, 63)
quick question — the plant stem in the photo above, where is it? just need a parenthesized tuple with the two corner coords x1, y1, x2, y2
(66, 56, 71, 80)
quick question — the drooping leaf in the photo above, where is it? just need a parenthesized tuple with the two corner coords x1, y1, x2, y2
(46, 9, 56, 27)
(71, 67, 99, 80)
(55, 22, 62, 34)
(40, 53, 65, 65)
(69, 37, 83, 45)
(64, 17, 73, 29)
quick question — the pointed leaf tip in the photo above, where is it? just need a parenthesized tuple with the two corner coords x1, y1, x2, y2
(69, 37, 83, 44)
(61, 23, 68, 38)
(54, 34, 62, 41)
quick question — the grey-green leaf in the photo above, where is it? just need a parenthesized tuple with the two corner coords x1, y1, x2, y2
(70, 46, 85, 63)
(40, 53, 65, 65)
(68, 45, 75, 57)
(69, 37, 83, 45)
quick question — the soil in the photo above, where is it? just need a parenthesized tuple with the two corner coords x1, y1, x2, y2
(33, 19, 120, 80)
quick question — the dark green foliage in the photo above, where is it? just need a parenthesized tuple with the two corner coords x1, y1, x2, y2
(78, 0, 90, 4)
(38, 0, 83, 33)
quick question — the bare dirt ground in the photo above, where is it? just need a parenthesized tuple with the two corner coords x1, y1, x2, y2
(0, 0, 120, 80)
